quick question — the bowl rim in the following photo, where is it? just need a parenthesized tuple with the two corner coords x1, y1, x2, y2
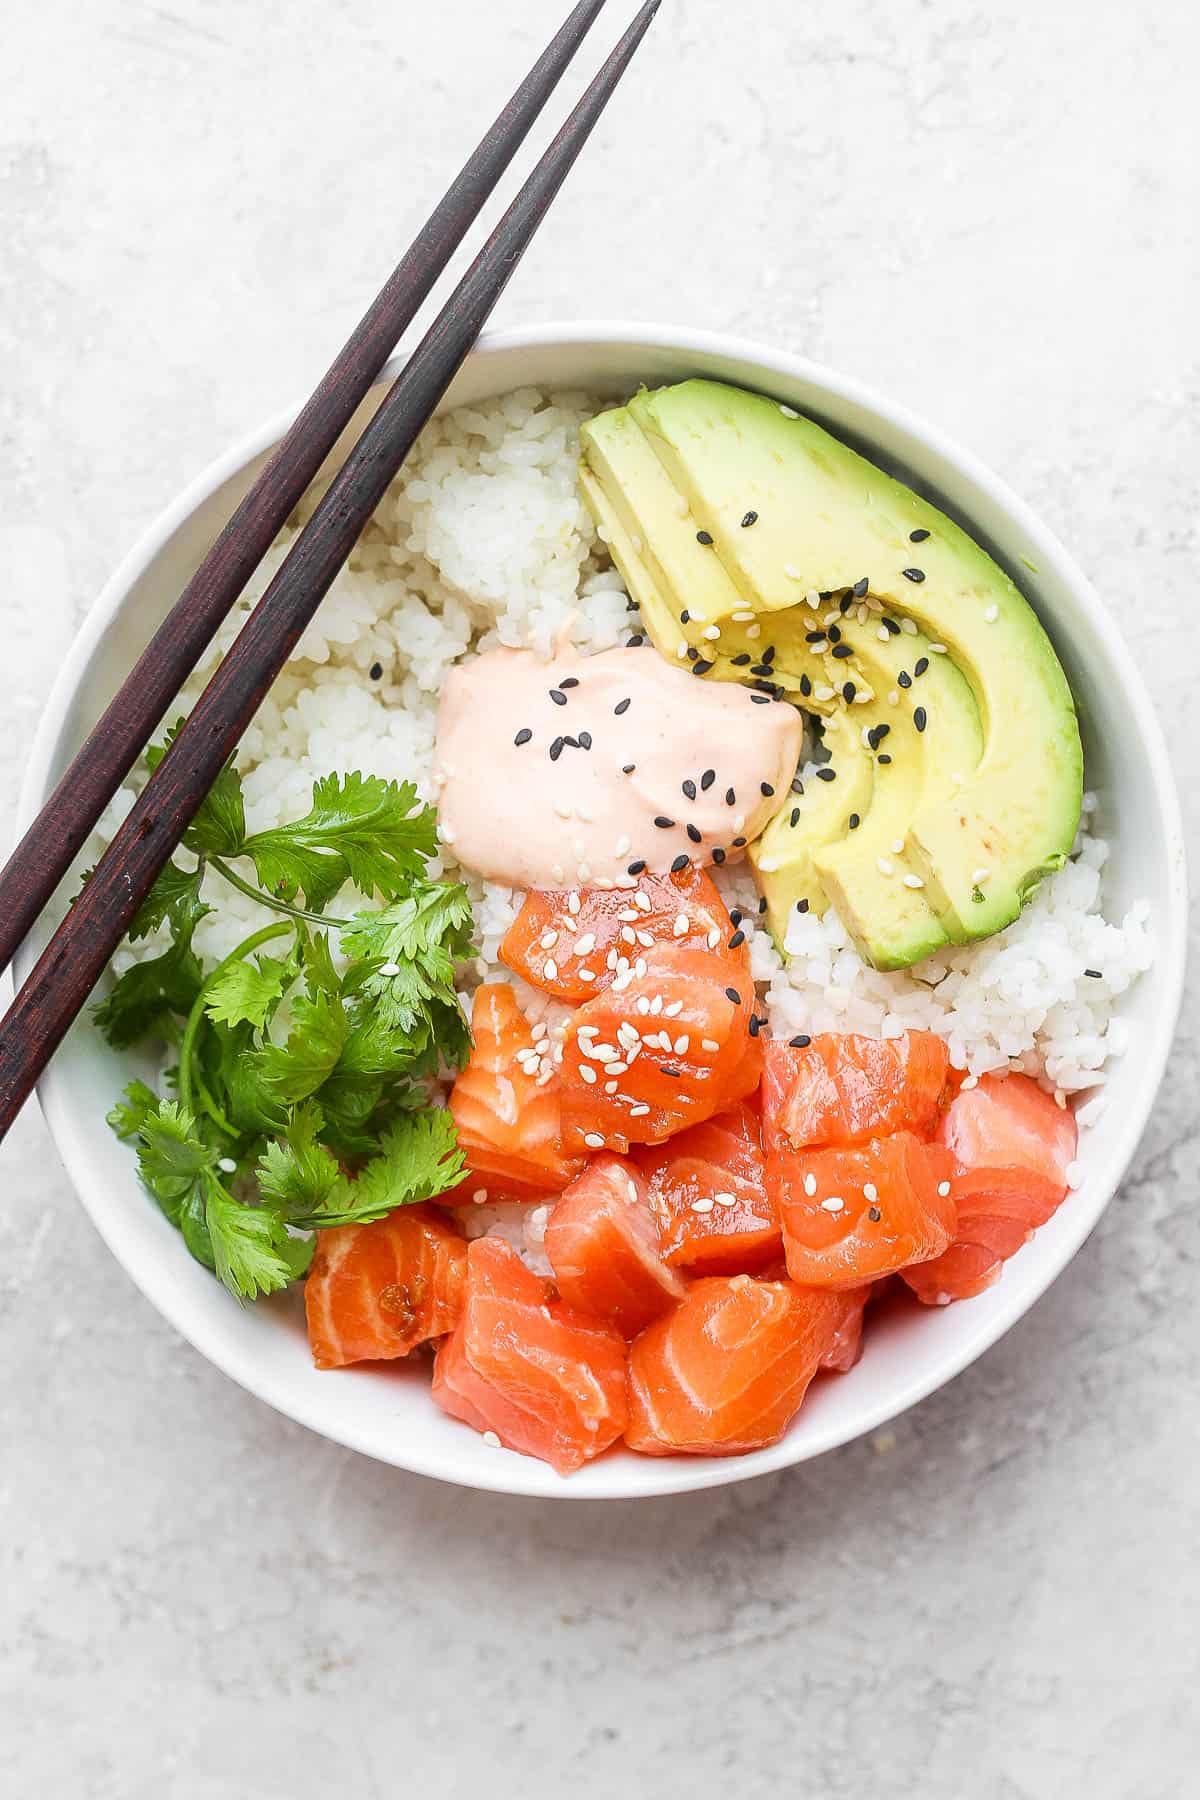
(18, 318, 1189, 1499)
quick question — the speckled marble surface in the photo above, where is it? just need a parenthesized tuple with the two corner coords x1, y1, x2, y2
(2, 3, 1197, 1794)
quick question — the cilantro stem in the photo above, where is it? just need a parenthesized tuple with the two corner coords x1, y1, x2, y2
(208, 856, 351, 929)
(178, 922, 294, 1117)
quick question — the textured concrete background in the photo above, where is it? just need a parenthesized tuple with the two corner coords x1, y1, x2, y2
(1, 2, 1197, 1794)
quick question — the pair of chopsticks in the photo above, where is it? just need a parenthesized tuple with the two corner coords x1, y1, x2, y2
(0, 0, 661, 1139)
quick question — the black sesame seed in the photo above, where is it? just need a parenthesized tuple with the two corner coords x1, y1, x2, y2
(712, 847, 726, 865)
(696, 530, 714, 546)
(732, 653, 752, 667)
(680, 610, 691, 625)
(853, 577, 869, 598)
(549, 688, 567, 705)
(796, 898, 810, 915)
(559, 677, 579, 689)
(909, 528, 930, 543)
(799, 673, 813, 698)
(701, 769, 716, 791)
(741, 510, 758, 528)
(914, 656, 929, 677)
(691, 659, 714, 675)
(686, 647, 699, 662)
(654, 816, 675, 829)
(839, 595, 854, 615)
(790, 807, 801, 827)
(842, 682, 856, 703)
(751, 678, 776, 695)
(902, 567, 926, 584)
(686, 823, 703, 844)
(868, 723, 891, 750)
(760, 781, 775, 797)
(1084, 968, 1103, 979)
(878, 752, 892, 764)
(659, 1065, 681, 1078)
(369, 661, 383, 681)
(671, 853, 690, 873)
(831, 643, 853, 660)
(627, 859, 647, 875)
(614, 697, 631, 715)
(626, 597, 640, 611)
(549, 738, 564, 761)
(725, 788, 736, 806)
(848, 813, 861, 829)
(732, 835, 747, 848)
(725, 987, 742, 1005)
(827, 624, 842, 644)
(682, 778, 698, 800)
(868, 1206, 882, 1222)
(789, 1034, 812, 1048)
(763, 645, 776, 663)
(791, 776, 805, 795)
(882, 616, 901, 636)
(622, 763, 636, 774)
(914, 705, 928, 732)
(626, 633, 645, 647)
(729, 929, 746, 949)
(514, 728, 533, 747)
(898, 670, 912, 689)
(815, 767, 836, 782)
(748, 1014, 761, 1037)
(562, 735, 579, 748)
(805, 629, 826, 644)
(751, 663, 773, 678)
(750, 694, 770, 705)
(730, 909, 742, 925)
(578, 730, 592, 750)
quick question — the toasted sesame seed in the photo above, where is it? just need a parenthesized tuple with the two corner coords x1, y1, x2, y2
(712, 846, 727, 863)
(868, 1206, 882, 1222)
(696, 529, 714, 546)
(815, 767, 837, 783)
(914, 656, 929, 677)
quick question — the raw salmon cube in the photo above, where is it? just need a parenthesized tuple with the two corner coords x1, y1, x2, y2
(770, 1131, 956, 1288)
(449, 983, 583, 1200)
(544, 1156, 684, 1336)
(762, 1031, 951, 1153)
(305, 1205, 467, 1369)
(634, 1100, 782, 1272)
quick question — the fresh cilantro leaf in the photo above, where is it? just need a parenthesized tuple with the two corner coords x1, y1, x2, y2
(278, 1107, 465, 1230)
(95, 932, 205, 1050)
(148, 728, 247, 857)
(240, 773, 436, 909)
(135, 1100, 215, 1214)
(256, 989, 350, 1103)
(204, 1182, 312, 1299)
(339, 879, 473, 1062)
(255, 1101, 344, 1218)
(202, 1020, 287, 1137)
(106, 1079, 161, 1141)
(129, 859, 209, 942)
(204, 952, 293, 1031)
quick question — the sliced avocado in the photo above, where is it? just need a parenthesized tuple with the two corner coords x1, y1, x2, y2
(581, 399, 988, 967)
(625, 380, 1082, 943)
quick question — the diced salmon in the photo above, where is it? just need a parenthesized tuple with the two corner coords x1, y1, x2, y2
(431, 1237, 627, 1473)
(762, 1031, 951, 1153)
(559, 941, 762, 1154)
(305, 1205, 467, 1369)
(821, 1285, 871, 1373)
(770, 1131, 956, 1288)
(500, 864, 747, 1003)
(449, 983, 584, 1200)
(625, 1275, 852, 1456)
(544, 1156, 685, 1336)
(633, 1100, 782, 1272)
(903, 1073, 1077, 1304)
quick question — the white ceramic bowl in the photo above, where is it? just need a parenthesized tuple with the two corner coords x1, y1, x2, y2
(19, 323, 1187, 1499)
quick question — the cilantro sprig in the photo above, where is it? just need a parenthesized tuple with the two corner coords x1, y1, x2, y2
(101, 742, 474, 1302)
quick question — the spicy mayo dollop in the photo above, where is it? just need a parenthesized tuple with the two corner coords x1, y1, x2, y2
(433, 645, 803, 889)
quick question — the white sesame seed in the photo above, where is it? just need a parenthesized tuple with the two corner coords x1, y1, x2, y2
(574, 932, 596, 956)
(664, 999, 684, 1017)
(604, 1061, 628, 1076)
(540, 930, 559, 950)
(805, 589, 821, 609)
(702, 1038, 720, 1053)
(636, 929, 655, 949)
(676, 643, 689, 660)
(567, 891, 581, 915)
(584, 1133, 605, 1150)
(779, 403, 799, 418)
(691, 1197, 716, 1214)
(217, 1157, 238, 1174)
(937, 1181, 951, 1197)
(554, 802, 574, 820)
(586, 1042, 619, 1061)
(690, 612, 708, 624)
(629, 1104, 651, 1117)
(634, 958, 647, 979)
(900, 617, 919, 636)
(714, 1191, 738, 1208)
(621, 926, 637, 945)
(617, 908, 639, 922)
(815, 684, 835, 702)
(732, 609, 756, 622)
(961, 1074, 979, 1090)
(863, 1183, 878, 1203)
(903, 874, 925, 889)
(614, 835, 631, 858)
(821, 1196, 845, 1213)
(746, 624, 761, 640)
(703, 624, 721, 640)
(890, 839, 904, 855)
(482, 1431, 502, 1448)
(877, 627, 891, 642)
(634, 890, 653, 913)
(673, 1035, 690, 1055)
(673, 912, 690, 938)
(440, 823, 456, 845)
(611, 971, 633, 992)
(579, 1065, 597, 1085)
(377, 962, 401, 978)
(984, 604, 999, 622)
(606, 949, 619, 971)
(784, 563, 803, 580)
(543, 959, 559, 981)
(576, 862, 591, 882)
(577, 1024, 599, 1039)
(636, 996, 650, 1016)
(929, 641, 947, 654)
(473, 1188, 487, 1204)
(757, 857, 780, 873)
(604, 1080, 619, 1094)
(578, 968, 596, 982)
(650, 995, 664, 1015)
(804, 1173, 818, 1197)
(971, 867, 991, 884)
(888, 690, 900, 706)
(531, 1022, 547, 1041)
(707, 927, 720, 949)
(877, 857, 895, 876)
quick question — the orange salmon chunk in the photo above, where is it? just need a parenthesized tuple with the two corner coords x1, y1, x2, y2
(770, 1132, 956, 1288)
(449, 983, 583, 1200)
(544, 1155, 685, 1336)
(634, 1100, 782, 1273)
(305, 1206, 467, 1369)
(762, 1031, 951, 1153)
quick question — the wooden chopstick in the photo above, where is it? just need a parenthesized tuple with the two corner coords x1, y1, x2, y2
(0, 0, 610, 980)
(0, 0, 662, 1139)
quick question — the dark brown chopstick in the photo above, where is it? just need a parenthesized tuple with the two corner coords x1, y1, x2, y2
(0, 0, 610, 980)
(0, 0, 662, 1139)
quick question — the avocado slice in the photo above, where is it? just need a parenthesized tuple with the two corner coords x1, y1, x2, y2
(581, 401, 988, 968)
(622, 380, 1082, 943)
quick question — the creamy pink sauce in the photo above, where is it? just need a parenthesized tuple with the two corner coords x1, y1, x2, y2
(434, 645, 803, 889)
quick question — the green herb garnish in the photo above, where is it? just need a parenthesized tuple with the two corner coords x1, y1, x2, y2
(100, 739, 473, 1302)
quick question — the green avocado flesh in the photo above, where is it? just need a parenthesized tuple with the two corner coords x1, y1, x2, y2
(579, 380, 1082, 970)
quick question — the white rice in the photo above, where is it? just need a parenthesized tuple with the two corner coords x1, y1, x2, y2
(98, 386, 1152, 1263)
